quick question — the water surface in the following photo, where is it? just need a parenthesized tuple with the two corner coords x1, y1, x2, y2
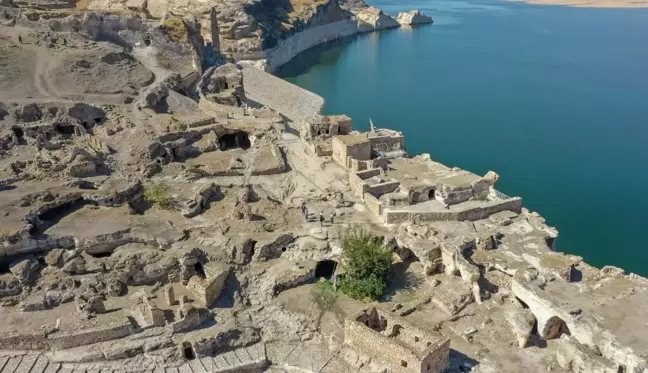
(277, 0, 648, 274)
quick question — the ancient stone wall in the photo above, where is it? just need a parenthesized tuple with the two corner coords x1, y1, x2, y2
(364, 193, 383, 217)
(344, 308, 449, 373)
(186, 264, 230, 307)
(369, 135, 404, 153)
(383, 197, 523, 224)
(48, 319, 133, 350)
(0, 330, 50, 350)
(366, 180, 400, 199)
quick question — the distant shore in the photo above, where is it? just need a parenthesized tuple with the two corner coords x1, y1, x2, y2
(509, 0, 648, 8)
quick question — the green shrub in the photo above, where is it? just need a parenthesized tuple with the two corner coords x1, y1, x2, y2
(313, 279, 337, 310)
(339, 230, 393, 300)
(143, 183, 172, 209)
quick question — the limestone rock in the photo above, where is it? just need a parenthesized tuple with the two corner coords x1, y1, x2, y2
(396, 10, 433, 25)
(181, 182, 221, 218)
(9, 256, 40, 284)
(138, 73, 182, 113)
(76, 295, 106, 316)
(505, 302, 536, 348)
(198, 63, 245, 106)
(356, 7, 400, 32)
(0, 274, 21, 298)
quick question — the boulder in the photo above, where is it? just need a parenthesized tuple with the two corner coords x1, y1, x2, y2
(356, 7, 400, 31)
(0, 274, 21, 298)
(181, 182, 221, 218)
(505, 302, 535, 348)
(198, 63, 245, 106)
(396, 10, 433, 25)
(9, 256, 41, 284)
(138, 73, 182, 113)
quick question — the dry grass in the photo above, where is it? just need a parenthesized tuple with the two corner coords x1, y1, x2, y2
(161, 18, 187, 43)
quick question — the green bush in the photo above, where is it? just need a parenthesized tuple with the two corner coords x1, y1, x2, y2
(313, 279, 337, 310)
(340, 230, 393, 300)
(143, 183, 172, 209)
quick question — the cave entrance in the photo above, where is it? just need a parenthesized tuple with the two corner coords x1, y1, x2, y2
(11, 127, 24, 141)
(55, 124, 76, 135)
(315, 260, 337, 280)
(38, 198, 94, 223)
(428, 189, 435, 200)
(94, 117, 103, 124)
(87, 251, 113, 259)
(182, 342, 195, 360)
(144, 36, 151, 46)
(194, 262, 206, 278)
(218, 131, 250, 150)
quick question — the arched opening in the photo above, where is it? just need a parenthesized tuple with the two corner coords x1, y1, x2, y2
(314, 260, 337, 280)
(182, 342, 195, 360)
(400, 360, 407, 368)
(194, 262, 206, 278)
(542, 316, 571, 340)
(428, 189, 435, 200)
(218, 131, 250, 150)
(94, 117, 103, 124)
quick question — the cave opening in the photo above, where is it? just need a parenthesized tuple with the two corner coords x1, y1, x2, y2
(218, 131, 250, 150)
(194, 262, 206, 278)
(182, 342, 195, 360)
(55, 124, 76, 135)
(38, 198, 95, 223)
(314, 260, 337, 280)
(11, 127, 24, 140)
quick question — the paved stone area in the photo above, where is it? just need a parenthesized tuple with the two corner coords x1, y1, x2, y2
(0, 343, 267, 373)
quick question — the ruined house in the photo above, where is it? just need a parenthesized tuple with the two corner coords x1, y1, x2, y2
(344, 307, 450, 373)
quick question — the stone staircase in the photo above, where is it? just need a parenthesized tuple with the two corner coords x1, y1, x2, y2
(0, 343, 266, 373)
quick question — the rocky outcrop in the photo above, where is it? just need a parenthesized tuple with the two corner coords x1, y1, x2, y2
(356, 7, 399, 32)
(396, 10, 433, 25)
(198, 63, 245, 106)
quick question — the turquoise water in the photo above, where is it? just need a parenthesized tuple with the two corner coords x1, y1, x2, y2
(277, 0, 648, 275)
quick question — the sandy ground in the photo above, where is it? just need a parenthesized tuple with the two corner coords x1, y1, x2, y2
(507, 0, 648, 8)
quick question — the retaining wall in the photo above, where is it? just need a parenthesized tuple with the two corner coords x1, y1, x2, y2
(384, 197, 523, 224)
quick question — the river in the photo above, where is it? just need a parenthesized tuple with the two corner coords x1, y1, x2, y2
(277, 0, 648, 275)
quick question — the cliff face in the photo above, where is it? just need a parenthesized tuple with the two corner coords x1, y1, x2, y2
(217, 0, 354, 63)
(84, 0, 399, 70)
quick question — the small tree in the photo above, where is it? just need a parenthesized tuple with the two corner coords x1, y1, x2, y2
(340, 230, 393, 300)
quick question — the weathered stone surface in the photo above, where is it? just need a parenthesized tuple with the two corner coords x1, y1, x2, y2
(9, 256, 40, 284)
(396, 10, 433, 25)
(198, 63, 245, 106)
(504, 302, 535, 348)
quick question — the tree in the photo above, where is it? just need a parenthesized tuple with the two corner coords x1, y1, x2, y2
(340, 230, 393, 300)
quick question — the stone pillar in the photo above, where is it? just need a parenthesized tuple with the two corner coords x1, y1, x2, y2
(210, 7, 221, 51)
(165, 285, 176, 306)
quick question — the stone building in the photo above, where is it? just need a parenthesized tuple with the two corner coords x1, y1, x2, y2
(186, 262, 231, 307)
(332, 135, 371, 169)
(301, 115, 353, 140)
(344, 307, 450, 373)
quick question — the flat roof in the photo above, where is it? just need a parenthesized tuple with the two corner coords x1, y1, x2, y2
(386, 157, 481, 189)
(335, 134, 370, 145)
